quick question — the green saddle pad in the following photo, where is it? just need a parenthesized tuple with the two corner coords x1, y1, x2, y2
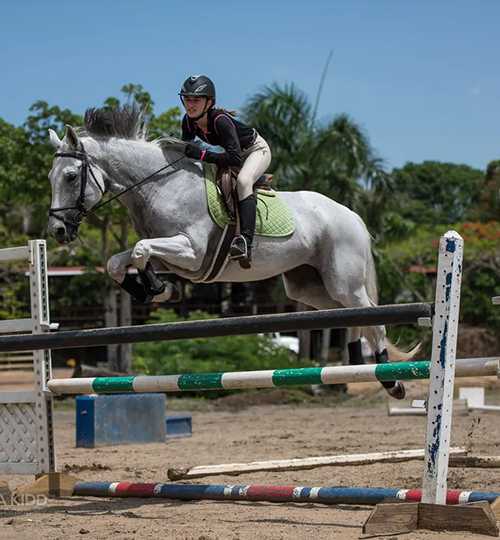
(204, 165, 295, 237)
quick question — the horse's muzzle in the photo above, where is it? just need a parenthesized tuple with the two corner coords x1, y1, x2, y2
(48, 216, 79, 244)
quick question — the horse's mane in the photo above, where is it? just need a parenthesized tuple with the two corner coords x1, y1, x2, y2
(79, 105, 188, 154)
(81, 105, 146, 140)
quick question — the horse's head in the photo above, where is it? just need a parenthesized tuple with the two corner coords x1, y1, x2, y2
(47, 126, 106, 244)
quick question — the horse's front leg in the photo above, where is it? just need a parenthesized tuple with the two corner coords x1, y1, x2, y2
(127, 235, 204, 303)
(131, 234, 202, 272)
(107, 248, 134, 283)
(107, 248, 179, 304)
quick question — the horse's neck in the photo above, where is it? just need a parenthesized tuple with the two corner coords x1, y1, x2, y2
(102, 139, 166, 189)
(91, 138, 207, 229)
(98, 139, 198, 198)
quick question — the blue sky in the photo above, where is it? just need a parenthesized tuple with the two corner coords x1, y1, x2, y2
(1, 0, 498, 171)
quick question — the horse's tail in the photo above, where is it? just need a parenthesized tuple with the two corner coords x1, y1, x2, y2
(365, 243, 379, 306)
(385, 339, 422, 362)
(364, 238, 422, 362)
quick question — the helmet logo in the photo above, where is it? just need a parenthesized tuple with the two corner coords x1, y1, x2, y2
(194, 85, 207, 92)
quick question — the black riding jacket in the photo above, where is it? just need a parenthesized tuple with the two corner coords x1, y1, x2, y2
(181, 109, 256, 168)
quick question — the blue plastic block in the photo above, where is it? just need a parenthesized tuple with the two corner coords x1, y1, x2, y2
(166, 414, 192, 439)
(76, 393, 166, 448)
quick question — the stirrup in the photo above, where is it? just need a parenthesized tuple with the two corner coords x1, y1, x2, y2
(239, 252, 252, 269)
(230, 237, 252, 268)
(229, 236, 248, 260)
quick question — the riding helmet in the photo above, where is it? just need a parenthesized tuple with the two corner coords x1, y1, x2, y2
(179, 76, 216, 104)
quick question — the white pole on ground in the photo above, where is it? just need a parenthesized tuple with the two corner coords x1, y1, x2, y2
(422, 231, 464, 504)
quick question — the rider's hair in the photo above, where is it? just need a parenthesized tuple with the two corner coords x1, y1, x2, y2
(212, 106, 237, 117)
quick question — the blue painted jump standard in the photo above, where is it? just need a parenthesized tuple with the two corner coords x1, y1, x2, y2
(422, 231, 463, 505)
(71, 482, 500, 506)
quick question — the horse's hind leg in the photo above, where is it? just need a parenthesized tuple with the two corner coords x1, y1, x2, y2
(283, 267, 381, 356)
(346, 327, 364, 365)
(283, 267, 368, 358)
(312, 262, 405, 398)
(333, 287, 405, 400)
(283, 264, 405, 399)
(282, 265, 344, 310)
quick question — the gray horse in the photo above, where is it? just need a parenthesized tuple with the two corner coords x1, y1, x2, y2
(47, 106, 416, 399)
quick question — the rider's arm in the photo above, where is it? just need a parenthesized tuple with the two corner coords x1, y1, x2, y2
(181, 115, 195, 142)
(200, 115, 242, 167)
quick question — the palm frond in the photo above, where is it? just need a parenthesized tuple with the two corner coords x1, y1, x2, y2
(243, 83, 312, 154)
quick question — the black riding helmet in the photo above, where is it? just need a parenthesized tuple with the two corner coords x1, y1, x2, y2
(179, 75, 216, 105)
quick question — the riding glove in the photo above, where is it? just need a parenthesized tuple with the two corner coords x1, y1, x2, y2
(185, 143, 203, 160)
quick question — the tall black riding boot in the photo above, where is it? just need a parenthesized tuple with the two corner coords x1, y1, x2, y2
(229, 193, 256, 269)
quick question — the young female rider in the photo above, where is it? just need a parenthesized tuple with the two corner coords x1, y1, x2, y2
(179, 75, 272, 269)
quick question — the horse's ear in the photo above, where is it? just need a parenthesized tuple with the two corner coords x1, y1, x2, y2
(48, 129, 62, 149)
(64, 125, 79, 150)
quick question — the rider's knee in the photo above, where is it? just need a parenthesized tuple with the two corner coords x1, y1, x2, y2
(237, 175, 254, 199)
(237, 171, 254, 188)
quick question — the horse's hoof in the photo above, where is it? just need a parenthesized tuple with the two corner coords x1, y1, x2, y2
(169, 284, 183, 303)
(386, 381, 406, 400)
(153, 283, 182, 304)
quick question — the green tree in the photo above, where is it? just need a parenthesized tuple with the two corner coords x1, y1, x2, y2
(469, 159, 500, 222)
(377, 221, 500, 353)
(391, 161, 483, 225)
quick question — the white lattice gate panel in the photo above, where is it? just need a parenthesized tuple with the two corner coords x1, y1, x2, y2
(0, 240, 56, 476)
(0, 402, 40, 474)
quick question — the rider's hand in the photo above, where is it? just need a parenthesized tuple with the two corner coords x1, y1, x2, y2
(185, 143, 203, 160)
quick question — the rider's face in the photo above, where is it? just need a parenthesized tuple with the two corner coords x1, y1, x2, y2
(184, 96, 211, 118)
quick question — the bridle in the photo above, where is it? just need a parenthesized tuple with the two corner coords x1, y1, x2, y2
(48, 142, 186, 228)
(48, 144, 105, 227)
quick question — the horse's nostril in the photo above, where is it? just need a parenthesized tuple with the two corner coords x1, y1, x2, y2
(55, 227, 66, 238)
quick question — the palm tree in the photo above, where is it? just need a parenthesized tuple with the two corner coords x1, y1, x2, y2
(242, 82, 394, 222)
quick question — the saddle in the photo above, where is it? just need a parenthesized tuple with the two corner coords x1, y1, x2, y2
(215, 167, 274, 221)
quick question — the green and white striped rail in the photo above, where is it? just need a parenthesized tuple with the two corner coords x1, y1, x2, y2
(47, 357, 499, 395)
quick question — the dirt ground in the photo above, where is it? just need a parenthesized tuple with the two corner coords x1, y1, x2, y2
(1, 370, 500, 540)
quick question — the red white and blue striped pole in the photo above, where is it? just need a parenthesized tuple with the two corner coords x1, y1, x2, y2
(72, 482, 499, 506)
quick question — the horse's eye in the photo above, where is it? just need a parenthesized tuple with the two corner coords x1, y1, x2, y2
(67, 173, 78, 183)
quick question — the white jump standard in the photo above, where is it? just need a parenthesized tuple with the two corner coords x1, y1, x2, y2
(0, 240, 56, 476)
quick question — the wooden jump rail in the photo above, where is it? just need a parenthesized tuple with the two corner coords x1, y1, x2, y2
(0, 302, 433, 353)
